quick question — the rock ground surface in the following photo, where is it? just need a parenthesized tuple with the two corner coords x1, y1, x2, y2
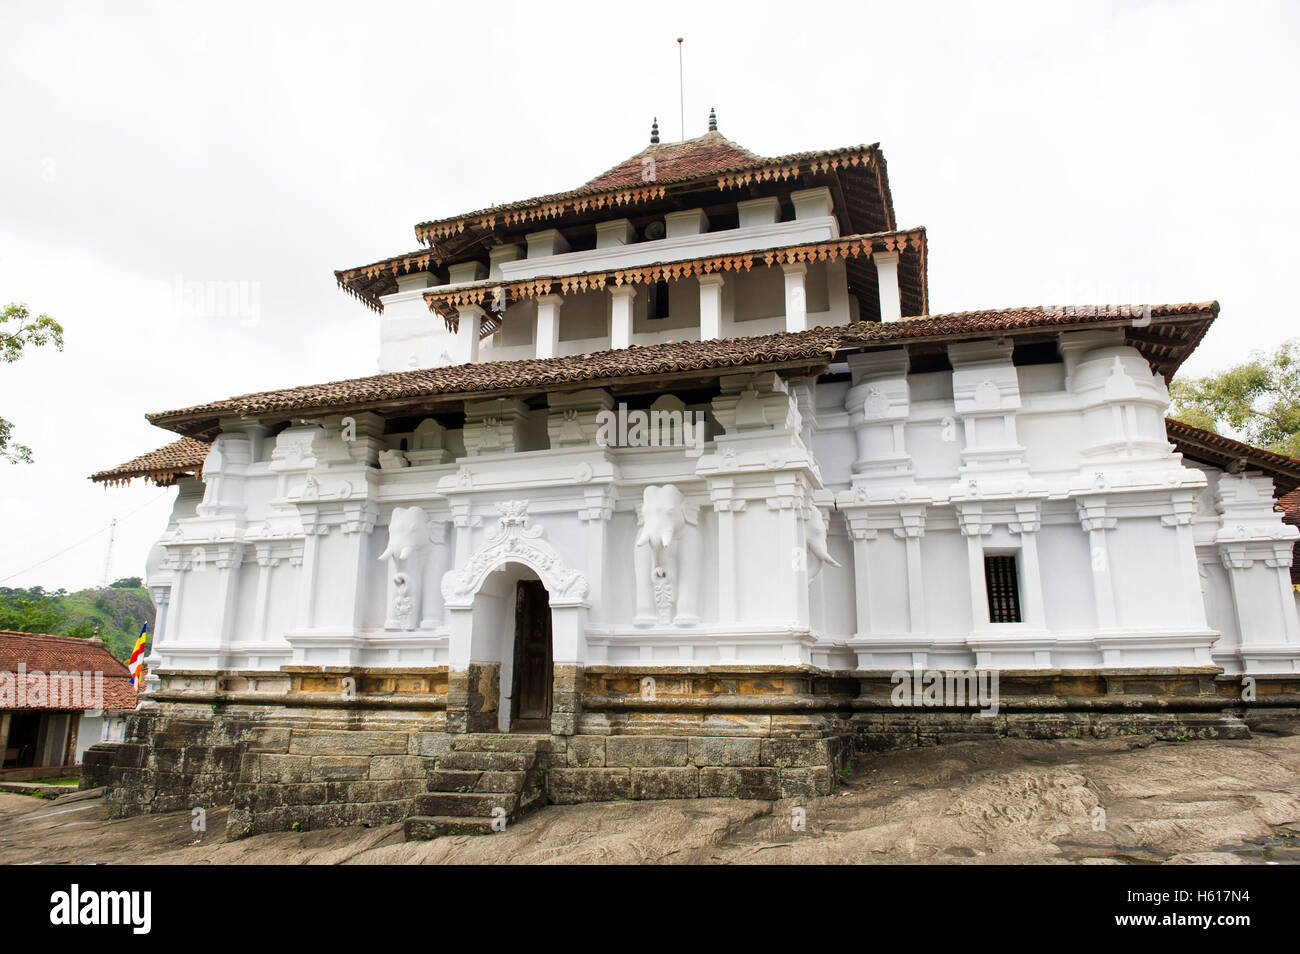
(3, 732, 1299, 865)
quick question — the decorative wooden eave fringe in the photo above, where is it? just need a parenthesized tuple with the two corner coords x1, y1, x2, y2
(334, 249, 447, 315)
(423, 229, 926, 336)
(94, 465, 202, 488)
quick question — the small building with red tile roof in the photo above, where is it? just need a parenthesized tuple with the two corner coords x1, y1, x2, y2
(0, 631, 139, 771)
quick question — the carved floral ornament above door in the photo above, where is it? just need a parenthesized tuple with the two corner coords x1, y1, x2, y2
(441, 500, 590, 609)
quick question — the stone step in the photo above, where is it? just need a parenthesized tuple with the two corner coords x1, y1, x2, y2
(404, 815, 498, 840)
(451, 733, 552, 753)
(415, 791, 517, 817)
(437, 751, 535, 772)
(427, 768, 528, 794)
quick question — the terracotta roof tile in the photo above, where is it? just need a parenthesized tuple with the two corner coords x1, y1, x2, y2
(139, 304, 1216, 442)
(90, 436, 210, 486)
(1281, 489, 1300, 522)
(581, 131, 764, 192)
(1165, 417, 1300, 496)
(0, 632, 139, 710)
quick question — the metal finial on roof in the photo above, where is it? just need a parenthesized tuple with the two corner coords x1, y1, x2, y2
(650, 118, 660, 145)
(708, 107, 717, 132)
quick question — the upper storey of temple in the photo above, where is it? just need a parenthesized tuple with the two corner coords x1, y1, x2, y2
(336, 115, 928, 370)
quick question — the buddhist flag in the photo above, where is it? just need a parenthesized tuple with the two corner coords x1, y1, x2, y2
(128, 625, 148, 692)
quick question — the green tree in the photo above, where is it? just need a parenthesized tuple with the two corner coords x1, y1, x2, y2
(110, 576, 143, 589)
(1169, 339, 1300, 457)
(1, 302, 64, 463)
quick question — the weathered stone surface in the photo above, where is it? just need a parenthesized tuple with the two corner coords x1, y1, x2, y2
(427, 769, 481, 790)
(549, 767, 631, 804)
(690, 736, 760, 767)
(438, 751, 533, 772)
(566, 736, 607, 767)
(289, 731, 408, 757)
(245, 727, 292, 753)
(606, 735, 690, 767)
(778, 766, 833, 798)
(761, 737, 831, 768)
(631, 767, 699, 800)
(409, 732, 450, 757)
(474, 771, 527, 794)
(699, 767, 780, 799)
(370, 756, 428, 780)
(451, 734, 550, 753)
(309, 756, 370, 781)
(260, 754, 311, 784)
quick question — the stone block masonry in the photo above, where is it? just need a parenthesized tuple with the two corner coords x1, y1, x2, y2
(81, 665, 1300, 840)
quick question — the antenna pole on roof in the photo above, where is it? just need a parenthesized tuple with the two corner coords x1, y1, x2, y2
(677, 37, 684, 141)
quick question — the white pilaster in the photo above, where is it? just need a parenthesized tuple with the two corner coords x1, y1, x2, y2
(535, 294, 563, 359)
(610, 285, 636, 350)
(453, 306, 483, 364)
(873, 250, 902, 323)
(698, 273, 725, 340)
(782, 262, 808, 333)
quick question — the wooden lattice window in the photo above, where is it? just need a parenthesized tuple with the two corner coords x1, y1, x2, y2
(984, 554, 1022, 624)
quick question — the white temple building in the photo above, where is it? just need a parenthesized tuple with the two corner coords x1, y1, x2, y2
(89, 115, 1300, 834)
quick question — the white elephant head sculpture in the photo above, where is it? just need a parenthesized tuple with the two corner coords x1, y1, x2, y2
(379, 506, 432, 563)
(636, 485, 687, 566)
(805, 504, 841, 580)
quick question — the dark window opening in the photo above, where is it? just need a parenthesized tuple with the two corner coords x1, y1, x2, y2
(1012, 341, 1063, 366)
(908, 350, 953, 375)
(985, 554, 1022, 624)
(648, 280, 670, 319)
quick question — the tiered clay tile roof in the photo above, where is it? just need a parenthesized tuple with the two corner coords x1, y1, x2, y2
(410, 135, 890, 244)
(1165, 417, 1300, 496)
(128, 303, 1216, 445)
(0, 632, 139, 710)
(90, 436, 210, 487)
(336, 128, 897, 312)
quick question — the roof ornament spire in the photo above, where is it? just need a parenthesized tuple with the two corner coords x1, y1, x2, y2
(708, 107, 717, 132)
(650, 118, 660, 145)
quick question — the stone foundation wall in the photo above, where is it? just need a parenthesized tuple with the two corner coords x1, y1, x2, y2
(80, 665, 1300, 839)
(547, 732, 849, 801)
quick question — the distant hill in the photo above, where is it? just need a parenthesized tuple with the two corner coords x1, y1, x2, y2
(0, 579, 154, 662)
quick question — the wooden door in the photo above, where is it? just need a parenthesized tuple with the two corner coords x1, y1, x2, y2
(511, 580, 553, 728)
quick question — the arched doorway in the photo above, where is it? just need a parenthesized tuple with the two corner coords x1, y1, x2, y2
(441, 500, 590, 735)
(461, 562, 554, 733)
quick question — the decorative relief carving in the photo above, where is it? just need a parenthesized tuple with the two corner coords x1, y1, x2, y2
(378, 506, 436, 631)
(804, 504, 841, 580)
(634, 484, 701, 625)
(441, 500, 589, 609)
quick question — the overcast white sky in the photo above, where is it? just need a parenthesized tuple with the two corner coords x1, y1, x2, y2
(1, 0, 1296, 592)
